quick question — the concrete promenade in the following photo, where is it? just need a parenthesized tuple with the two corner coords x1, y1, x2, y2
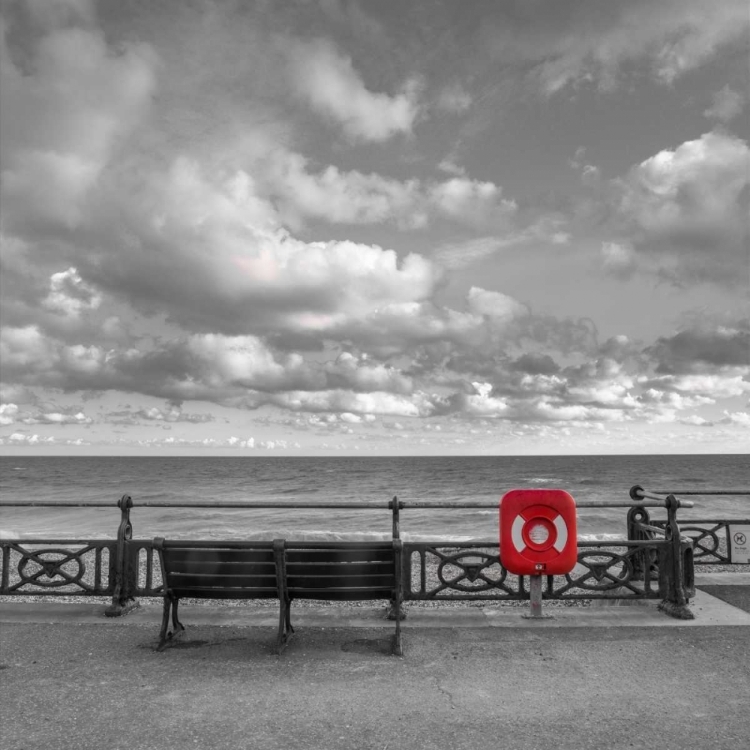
(2, 573, 749, 750)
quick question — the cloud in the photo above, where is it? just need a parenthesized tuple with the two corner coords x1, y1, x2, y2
(436, 84, 472, 113)
(600, 241, 636, 279)
(0, 10, 157, 232)
(432, 215, 567, 270)
(608, 131, 750, 286)
(285, 37, 420, 142)
(43, 267, 101, 319)
(42, 154, 442, 336)
(109, 402, 214, 425)
(487, 0, 750, 94)
(704, 85, 746, 122)
(263, 148, 513, 229)
(646, 324, 750, 374)
(0, 403, 19, 426)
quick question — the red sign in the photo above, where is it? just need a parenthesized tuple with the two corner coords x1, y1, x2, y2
(499, 489, 578, 575)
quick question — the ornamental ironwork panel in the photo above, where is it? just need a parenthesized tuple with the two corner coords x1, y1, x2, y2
(403, 540, 669, 601)
(0, 540, 116, 596)
(550, 542, 663, 598)
(406, 544, 519, 601)
(127, 540, 163, 597)
(649, 520, 749, 564)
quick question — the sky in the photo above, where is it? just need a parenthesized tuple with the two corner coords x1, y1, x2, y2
(0, 0, 748, 456)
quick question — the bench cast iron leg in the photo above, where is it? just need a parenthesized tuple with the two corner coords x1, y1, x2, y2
(387, 598, 406, 621)
(392, 603, 403, 657)
(275, 597, 294, 655)
(392, 541, 404, 656)
(157, 594, 185, 651)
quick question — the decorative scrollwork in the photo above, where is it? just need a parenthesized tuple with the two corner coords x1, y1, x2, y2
(17, 548, 86, 588)
(436, 551, 506, 592)
(565, 551, 633, 591)
(680, 526, 722, 560)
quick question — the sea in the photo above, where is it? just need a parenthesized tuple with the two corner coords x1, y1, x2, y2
(0, 454, 747, 542)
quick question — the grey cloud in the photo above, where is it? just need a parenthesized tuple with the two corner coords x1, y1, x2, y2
(646, 323, 750, 374)
(510, 353, 560, 375)
(607, 131, 750, 288)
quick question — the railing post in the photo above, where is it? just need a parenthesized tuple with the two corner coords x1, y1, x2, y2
(387, 497, 407, 622)
(391, 496, 400, 540)
(657, 494, 695, 620)
(104, 494, 140, 617)
(627, 505, 654, 581)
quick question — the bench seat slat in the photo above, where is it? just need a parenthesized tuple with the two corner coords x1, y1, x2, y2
(164, 549, 276, 564)
(287, 574, 395, 589)
(285, 548, 395, 563)
(288, 587, 394, 600)
(164, 561, 276, 576)
(285, 561, 393, 576)
(169, 587, 279, 599)
(168, 572, 277, 588)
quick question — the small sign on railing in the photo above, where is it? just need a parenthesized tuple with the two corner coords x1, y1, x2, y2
(729, 525, 750, 564)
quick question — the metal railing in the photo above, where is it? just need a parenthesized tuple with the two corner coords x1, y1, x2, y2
(628, 486, 749, 566)
(0, 490, 705, 619)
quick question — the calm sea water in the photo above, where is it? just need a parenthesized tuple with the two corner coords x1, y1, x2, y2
(0, 455, 747, 541)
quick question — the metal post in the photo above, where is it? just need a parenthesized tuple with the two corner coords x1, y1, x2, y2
(391, 496, 400, 540)
(104, 495, 140, 617)
(627, 505, 653, 581)
(657, 494, 695, 620)
(387, 497, 406, 622)
(523, 575, 552, 619)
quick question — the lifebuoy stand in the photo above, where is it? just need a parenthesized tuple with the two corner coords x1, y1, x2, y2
(499, 489, 578, 618)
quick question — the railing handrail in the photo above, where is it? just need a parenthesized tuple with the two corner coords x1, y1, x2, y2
(631, 485, 748, 499)
(0, 498, 694, 509)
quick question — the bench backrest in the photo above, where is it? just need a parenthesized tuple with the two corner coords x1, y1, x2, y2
(283, 542, 398, 601)
(156, 539, 281, 599)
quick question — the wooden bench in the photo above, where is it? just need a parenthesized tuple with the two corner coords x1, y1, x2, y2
(281, 541, 403, 656)
(153, 538, 403, 655)
(153, 538, 286, 652)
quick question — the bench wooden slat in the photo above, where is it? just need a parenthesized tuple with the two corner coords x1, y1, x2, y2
(164, 561, 276, 577)
(285, 561, 393, 577)
(164, 549, 276, 565)
(285, 548, 395, 563)
(168, 587, 280, 599)
(287, 573, 395, 589)
(287, 587, 394, 600)
(169, 572, 278, 588)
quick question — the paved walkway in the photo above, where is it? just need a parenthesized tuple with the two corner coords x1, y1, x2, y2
(2, 573, 748, 750)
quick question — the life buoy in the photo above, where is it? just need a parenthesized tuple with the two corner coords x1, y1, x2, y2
(500, 488, 578, 575)
(509, 504, 569, 563)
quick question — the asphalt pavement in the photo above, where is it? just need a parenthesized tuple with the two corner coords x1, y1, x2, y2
(1, 574, 748, 750)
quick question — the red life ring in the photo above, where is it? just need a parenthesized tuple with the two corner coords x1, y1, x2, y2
(510, 504, 569, 564)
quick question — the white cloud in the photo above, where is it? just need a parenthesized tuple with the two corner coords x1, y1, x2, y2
(263, 148, 512, 229)
(467, 287, 528, 322)
(704, 85, 745, 122)
(613, 131, 750, 285)
(721, 411, 750, 426)
(43, 267, 101, 319)
(428, 179, 512, 224)
(286, 38, 420, 142)
(269, 389, 430, 418)
(512, 0, 750, 93)
(0, 403, 19, 426)
(0, 17, 157, 230)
